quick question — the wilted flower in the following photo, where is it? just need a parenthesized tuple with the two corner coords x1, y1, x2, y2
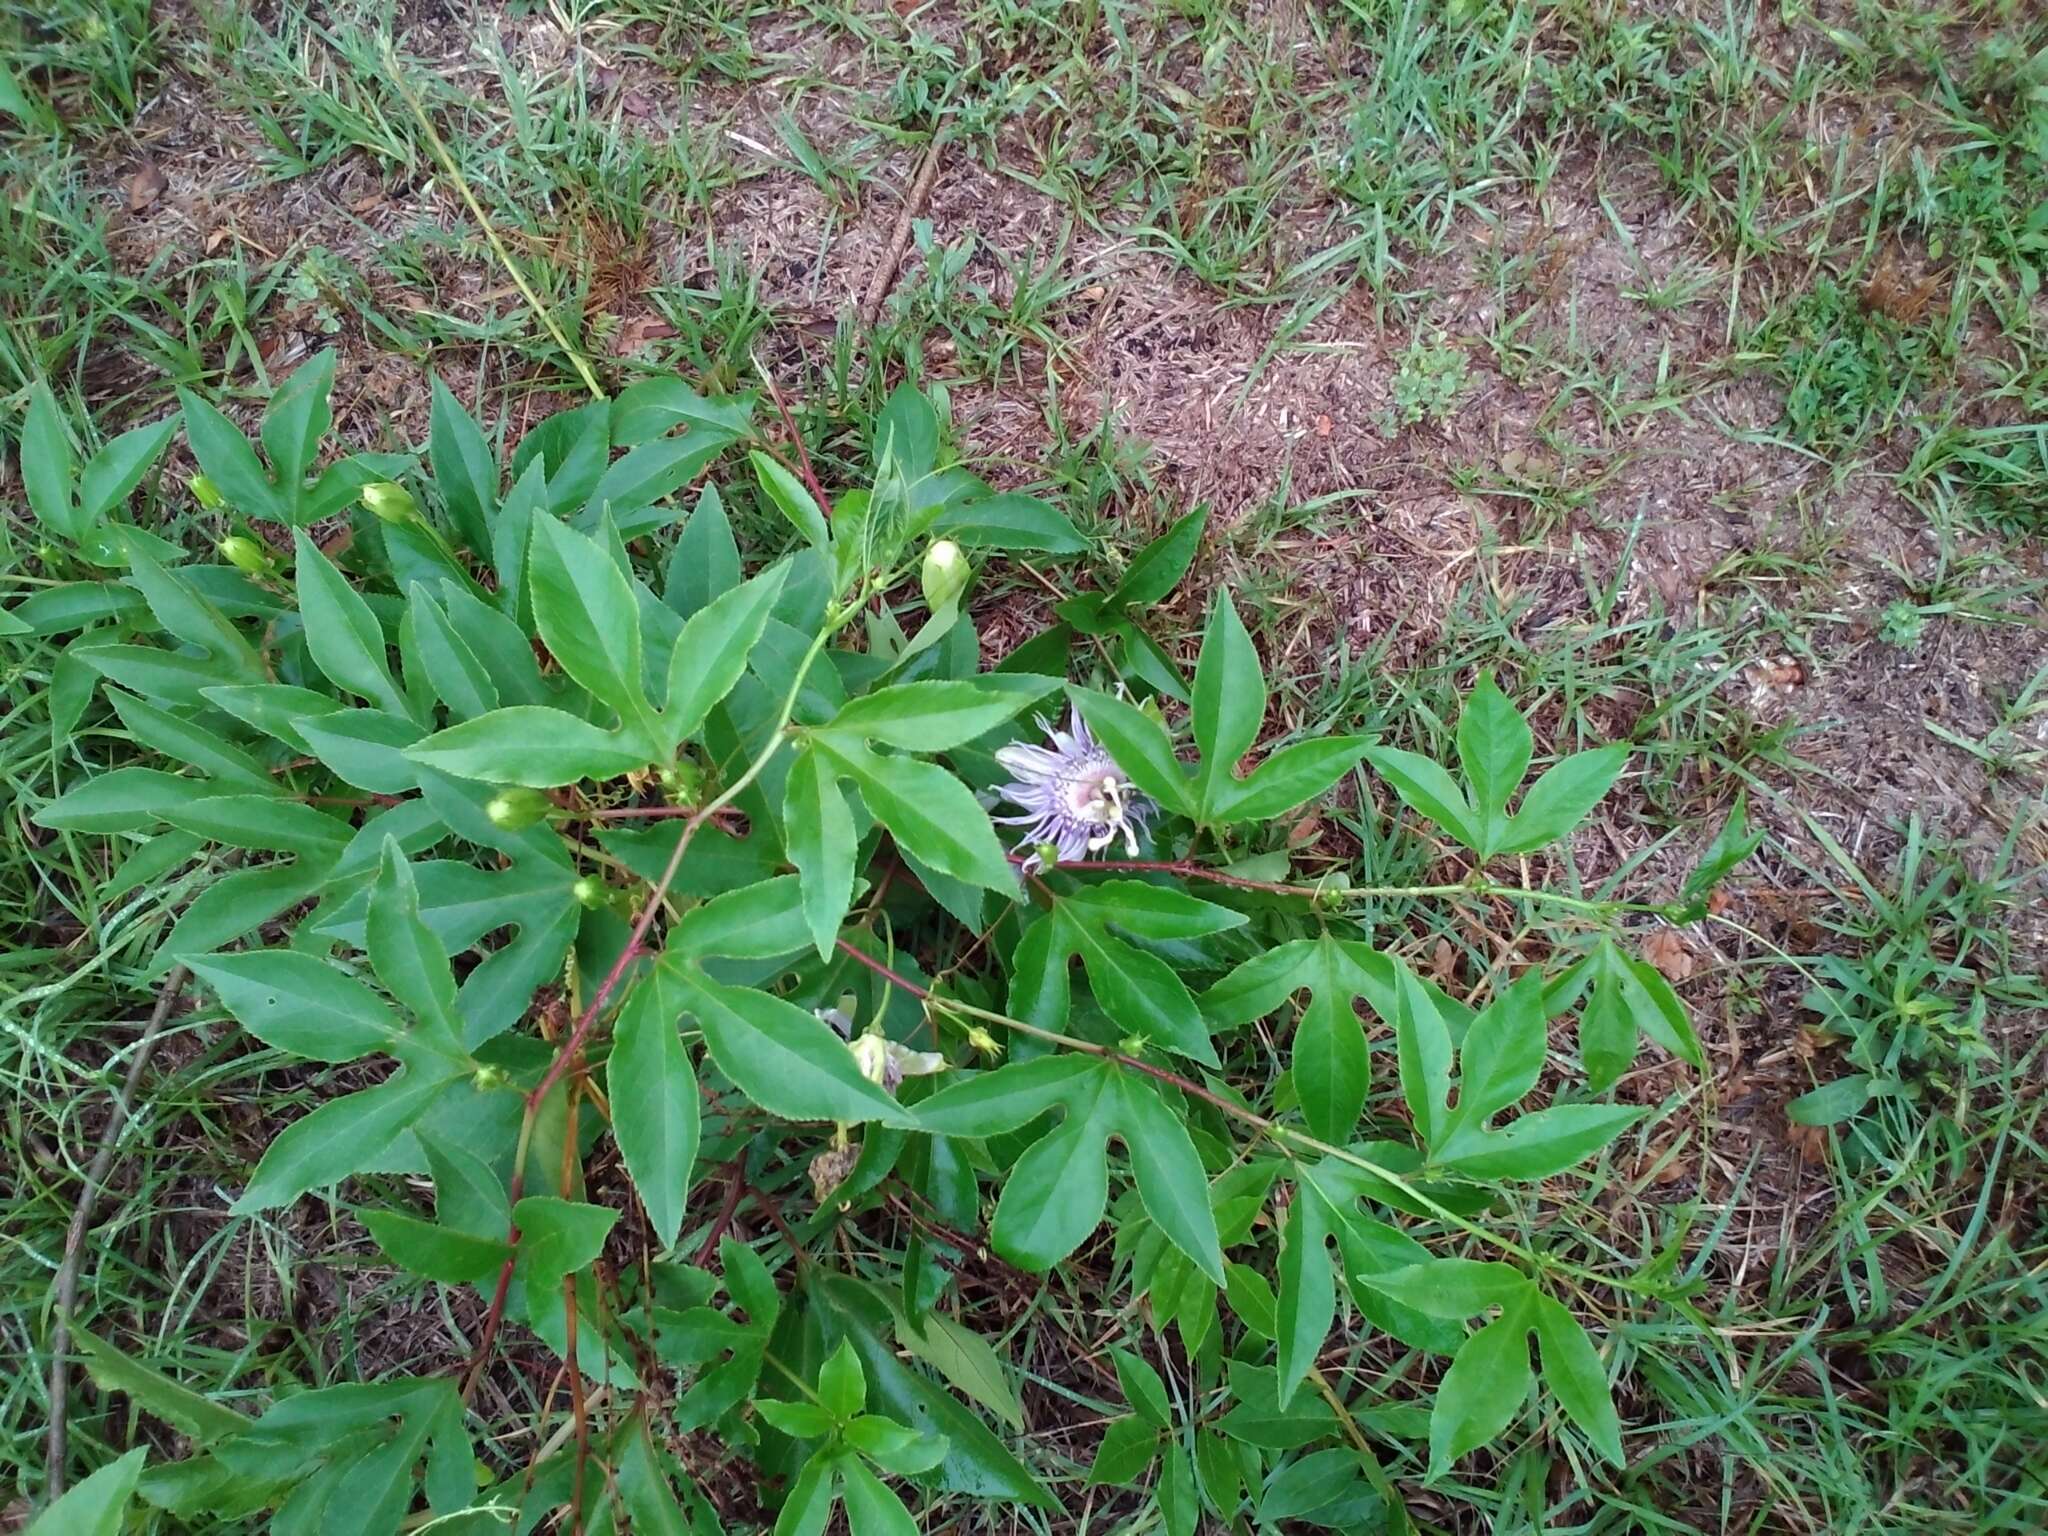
(850, 1030, 947, 1094)
(820, 998, 947, 1096)
(993, 709, 1153, 871)
(814, 995, 859, 1038)
(808, 1141, 861, 1205)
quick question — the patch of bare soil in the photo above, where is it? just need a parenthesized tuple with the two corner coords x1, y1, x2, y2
(683, 33, 2048, 1259)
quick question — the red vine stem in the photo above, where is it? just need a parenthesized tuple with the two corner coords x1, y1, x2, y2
(560, 1083, 589, 1536)
(754, 359, 836, 521)
(1014, 854, 1322, 897)
(1019, 855, 1650, 915)
(461, 621, 838, 1401)
(693, 1158, 748, 1266)
(462, 799, 718, 1400)
(829, 936, 1648, 1301)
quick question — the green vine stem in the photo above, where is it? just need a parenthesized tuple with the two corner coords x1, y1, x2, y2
(831, 937, 1670, 1305)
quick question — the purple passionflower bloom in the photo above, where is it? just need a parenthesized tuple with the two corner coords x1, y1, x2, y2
(993, 709, 1154, 871)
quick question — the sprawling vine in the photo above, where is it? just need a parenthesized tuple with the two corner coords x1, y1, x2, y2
(20, 359, 1743, 1533)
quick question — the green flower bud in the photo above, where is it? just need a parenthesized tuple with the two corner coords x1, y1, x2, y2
(471, 1063, 510, 1091)
(360, 481, 419, 524)
(217, 535, 270, 575)
(571, 875, 608, 909)
(189, 474, 225, 510)
(484, 786, 551, 831)
(920, 538, 970, 610)
(659, 758, 704, 805)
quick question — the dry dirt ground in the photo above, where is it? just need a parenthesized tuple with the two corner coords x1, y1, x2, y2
(90, 2, 2046, 844)
(90, 4, 2043, 972)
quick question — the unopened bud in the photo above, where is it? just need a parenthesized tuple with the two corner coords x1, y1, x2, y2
(920, 539, 969, 610)
(189, 475, 225, 510)
(360, 481, 419, 524)
(659, 758, 704, 805)
(484, 786, 551, 830)
(571, 875, 608, 909)
(217, 535, 270, 575)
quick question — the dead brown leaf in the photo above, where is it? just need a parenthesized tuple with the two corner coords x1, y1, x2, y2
(614, 314, 677, 356)
(127, 160, 168, 213)
(1630, 1133, 1691, 1186)
(1785, 1119, 1827, 1162)
(1642, 928, 1696, 983)
(1427, 937, 1458, 986)
(1750, 655, 1808, 691)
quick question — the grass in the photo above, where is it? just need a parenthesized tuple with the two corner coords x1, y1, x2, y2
(4, 0, 2046, 1527)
